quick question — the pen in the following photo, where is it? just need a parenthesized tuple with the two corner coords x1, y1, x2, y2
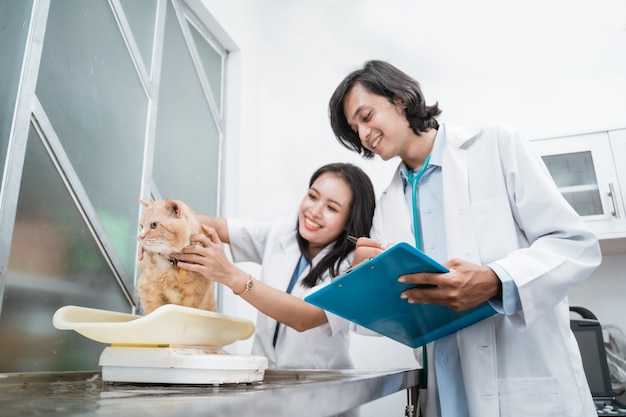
(346, 235, 359, 244)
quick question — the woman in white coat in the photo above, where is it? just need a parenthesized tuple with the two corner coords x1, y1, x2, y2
(175, 163, 376, 371)
(328, 60, 602, 417)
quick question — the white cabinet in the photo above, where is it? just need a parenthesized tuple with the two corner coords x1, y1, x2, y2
(531, 128, 626, 240)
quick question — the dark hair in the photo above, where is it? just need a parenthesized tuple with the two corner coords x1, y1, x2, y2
(296, 163, 375, 288)
(329, 60, 442, 159)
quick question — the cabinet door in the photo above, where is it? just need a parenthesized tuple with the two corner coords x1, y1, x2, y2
(531, 132, 626, 239)
(609, 129, 626, 209)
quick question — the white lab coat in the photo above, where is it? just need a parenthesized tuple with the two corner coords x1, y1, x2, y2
(227, 216, 353, 370)
(372, 123, 602, 417)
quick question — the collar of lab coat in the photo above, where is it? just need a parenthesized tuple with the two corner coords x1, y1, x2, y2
(377, 123, 482, 262)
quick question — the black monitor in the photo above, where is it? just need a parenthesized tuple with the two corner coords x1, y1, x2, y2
(570, 318, 614, 399)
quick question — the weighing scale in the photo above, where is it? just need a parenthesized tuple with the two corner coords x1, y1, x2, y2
(53, 304, 268, 384)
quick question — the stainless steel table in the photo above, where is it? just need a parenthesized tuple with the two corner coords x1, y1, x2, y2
(0, 368, 421, 417)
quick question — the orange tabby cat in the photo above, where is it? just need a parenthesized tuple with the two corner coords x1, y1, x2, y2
(137, 199, 217, 314)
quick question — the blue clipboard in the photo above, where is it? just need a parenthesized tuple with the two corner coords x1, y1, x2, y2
(305, 242, 496, 348)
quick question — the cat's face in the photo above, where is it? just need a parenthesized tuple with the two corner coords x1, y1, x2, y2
(138, 199, 199, 255)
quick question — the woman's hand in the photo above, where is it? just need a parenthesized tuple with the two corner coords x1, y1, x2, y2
(352, 237, 387, 266)
(398, 258, 501, 311)
(174, 224, 241, 288)
(177, 226, 328, 331)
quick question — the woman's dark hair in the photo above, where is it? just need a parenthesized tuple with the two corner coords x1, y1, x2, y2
(329, 60, 442, 159)
(296, 162, 376, 288)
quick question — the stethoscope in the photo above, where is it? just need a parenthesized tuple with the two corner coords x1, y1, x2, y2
(406, 153, 431, 388)
(407, 153, 431, 251)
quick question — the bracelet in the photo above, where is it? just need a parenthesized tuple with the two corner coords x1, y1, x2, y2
(233, 275, 254, 295)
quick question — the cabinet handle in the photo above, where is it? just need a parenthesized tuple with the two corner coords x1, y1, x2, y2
(608, 182, 620, 218)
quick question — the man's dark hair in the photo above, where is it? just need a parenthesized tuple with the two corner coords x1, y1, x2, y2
(329, 60, 441, 158)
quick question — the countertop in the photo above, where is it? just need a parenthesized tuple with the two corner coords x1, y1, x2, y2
(0, 368, 421, 417)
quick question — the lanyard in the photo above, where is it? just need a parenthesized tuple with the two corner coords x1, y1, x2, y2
(273, 254, 307, 348)
(407, 153, 431, 388)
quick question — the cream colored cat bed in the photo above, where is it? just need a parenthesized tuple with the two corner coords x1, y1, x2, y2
(53, 304, 268, 384)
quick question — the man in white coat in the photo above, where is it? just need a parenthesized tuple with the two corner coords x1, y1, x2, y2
(328, 60, 602, 417)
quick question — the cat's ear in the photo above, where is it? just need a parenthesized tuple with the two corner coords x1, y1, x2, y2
(138, 199, 151, 207)
(164, 199, 183, 218)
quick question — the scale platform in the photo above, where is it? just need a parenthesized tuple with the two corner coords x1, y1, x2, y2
(53, 304, 268, 384)
(100, 346, 267, 384)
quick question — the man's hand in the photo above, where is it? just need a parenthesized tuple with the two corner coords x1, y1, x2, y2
(398, 258, 501, 311)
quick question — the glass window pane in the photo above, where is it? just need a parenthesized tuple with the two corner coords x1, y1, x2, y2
(0, 0, 34, 176)
(36, 0, 147, 279)
(119, 0, 157, 73)
(542, 151, 603, 216)
(542, 151, 599, 187)
(189, 23, 224, 114)
(154, 1, 220, 215)
(562, 190, 604, 217)
(0, 125, 130, 373)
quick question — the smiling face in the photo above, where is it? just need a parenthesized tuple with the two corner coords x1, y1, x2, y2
(343, 82, 415, 162)
(298, 172, 353, 257)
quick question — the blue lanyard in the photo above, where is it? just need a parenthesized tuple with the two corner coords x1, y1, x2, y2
(407, 154, 431, 250)
(273, 254, 307, 348)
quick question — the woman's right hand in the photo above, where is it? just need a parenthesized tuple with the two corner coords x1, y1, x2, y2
(174, 224, 242, 289)
(352, 237, 387, 266)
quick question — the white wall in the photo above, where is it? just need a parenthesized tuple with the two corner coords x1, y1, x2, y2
(195, 0, 626, 414)
(201, 0, 626, 223)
